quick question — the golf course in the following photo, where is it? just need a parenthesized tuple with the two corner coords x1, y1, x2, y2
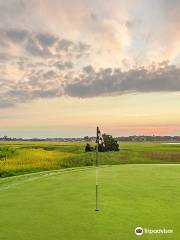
(0, 142, 180, 239)
(0, 164, 180, 240)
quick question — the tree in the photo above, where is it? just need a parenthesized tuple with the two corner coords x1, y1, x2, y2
(85, 143, 94, 152)
(84, 136, 89, 141)
(98, 134, 119, 152)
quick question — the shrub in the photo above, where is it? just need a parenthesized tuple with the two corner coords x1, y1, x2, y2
(85, 143, 94, 152)
(98, 134, 119, 152)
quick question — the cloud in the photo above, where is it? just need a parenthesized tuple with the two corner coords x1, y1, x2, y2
(36, 33, 57, 47)
(5, 29, 28, 42)
(0, 71, 65, 107)
(0, 1, 180, 108)
(0, 0, 180, 69)
(0, 28, 90, 59)
(0, 28, 91, 107)
(0, 100, 15, 108)
(57, 39, 74, 51)
(1, 59, 180, 108)
(54, 61, 73, 70)
(65, 64, 180, 97)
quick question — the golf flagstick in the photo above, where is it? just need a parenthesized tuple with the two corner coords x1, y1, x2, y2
(96, 126, 99, 211)
(96, 127, 105, 211)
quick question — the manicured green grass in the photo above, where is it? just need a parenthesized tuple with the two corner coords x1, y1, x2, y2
(1, 141, 180, 177)
(0, 164, 179, 240)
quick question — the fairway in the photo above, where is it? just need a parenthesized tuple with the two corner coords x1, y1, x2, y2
(0, 164, 180, 240)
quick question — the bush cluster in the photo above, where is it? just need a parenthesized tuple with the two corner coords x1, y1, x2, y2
(85, 134, 119, 152)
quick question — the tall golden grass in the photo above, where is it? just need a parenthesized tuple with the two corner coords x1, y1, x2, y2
(0, 148, 75, 173)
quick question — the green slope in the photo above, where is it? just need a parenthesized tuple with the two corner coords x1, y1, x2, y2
(0, 165, 180, 240)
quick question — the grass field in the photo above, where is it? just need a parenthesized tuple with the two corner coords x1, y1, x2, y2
(1, 141, 180, 177)
(0, 164, 179, 240)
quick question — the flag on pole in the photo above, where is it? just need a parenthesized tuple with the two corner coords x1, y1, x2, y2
(95, 127, 105, 211)
(97, 127, 105, 146)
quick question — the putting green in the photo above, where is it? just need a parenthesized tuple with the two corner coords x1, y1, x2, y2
(0, 165, 180, 240)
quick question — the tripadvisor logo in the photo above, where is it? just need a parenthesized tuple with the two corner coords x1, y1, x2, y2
(135, 227, 143, 236)
(135, 227, 173, 236)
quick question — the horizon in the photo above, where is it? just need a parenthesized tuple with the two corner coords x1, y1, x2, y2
(0, 129, 180, 139)
(0, 1, 180, 136)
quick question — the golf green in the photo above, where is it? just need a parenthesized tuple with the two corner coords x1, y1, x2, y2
(0, 164, 180, 240)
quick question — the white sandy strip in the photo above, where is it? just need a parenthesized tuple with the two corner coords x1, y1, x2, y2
(161, 143, 180, 144)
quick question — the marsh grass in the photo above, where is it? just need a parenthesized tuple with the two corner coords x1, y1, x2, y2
(0, 144, 76, 177)
(1, 141, 180, 177)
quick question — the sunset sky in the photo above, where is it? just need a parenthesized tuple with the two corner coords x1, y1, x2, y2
(0, 0, 180, 138)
